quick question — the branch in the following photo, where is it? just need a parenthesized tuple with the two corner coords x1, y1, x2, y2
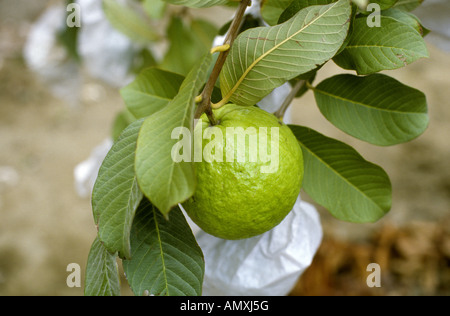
(194, 0, 251, 124)
(274, 80, 306, 120)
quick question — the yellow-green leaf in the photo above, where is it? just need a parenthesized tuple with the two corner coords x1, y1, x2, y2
(218, 0, 351, 107)
(135, 54, 211, 216)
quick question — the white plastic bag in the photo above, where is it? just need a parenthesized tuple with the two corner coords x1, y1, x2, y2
(73, 138, 113, 198)
(23, 4, 81, 107)
(76, 0, 138, 87)
(257, 83, 292, 114)
(182, 196, 322, 296)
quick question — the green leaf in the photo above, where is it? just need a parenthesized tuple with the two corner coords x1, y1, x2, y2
(120, 68, 185, 119)
(102, 0, 159, 43)
(281, 1, 359, 59)
(278, 0, 335, 24)
(279, 1, 358, 55)
(160, 17, 216, 76)
(191, 19, 220, 51)
(289, 125, 392, 223)
(57, 12, 80, 62)
(111, 109, 136, 142)
(122, 199, 204, 296)
(130, 48, 157, 74)
(261, 0, 295, 25)
(162, 0, 229, 8)
(218, 0, 351, 107)
(142, 0, 166, 19)
(393, 0, 423, 11)
(92, 119, 144, 259)
(382, 8, 429, 36)
(84, 237, 121, 296)
(369, 0, 398, 10)
(333, 16, 428, 75)
(313, 74, 428, 146)
(135, 54, 211, 216)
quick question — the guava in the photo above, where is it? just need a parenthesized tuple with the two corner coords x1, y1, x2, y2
(182, 104, 303, 240)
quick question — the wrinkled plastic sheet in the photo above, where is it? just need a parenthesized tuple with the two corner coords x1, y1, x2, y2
(76, 0, 139, 87)
(182, 196, 322, 296)
(73, 138, 113, 198)
(23, 4, 81, 106)
(23, 0, 139, 102)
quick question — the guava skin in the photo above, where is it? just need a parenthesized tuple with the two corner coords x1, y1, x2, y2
(183, 104, 304, 240)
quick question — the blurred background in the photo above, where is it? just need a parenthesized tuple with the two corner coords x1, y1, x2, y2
(0, 0, 448, 295)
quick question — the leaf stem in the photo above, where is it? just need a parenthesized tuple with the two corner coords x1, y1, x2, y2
(194, 0, 251, 124)
(274, 80, 306, 120)
(305, 80, 315, 90)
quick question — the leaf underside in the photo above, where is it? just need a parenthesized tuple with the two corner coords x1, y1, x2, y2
(162, 0, 229, 8)
(120, 68, 184, 119)
(219, 0, 352, 106)
(92, 119, 144, 259)
(289, 125, 392, 223)
(102, 0, 159, 43)
(84, 237, 121, 296)
(122, 199, 204, 296)
(135, 54, 211, 216)
(333, 16, 428, 75)
(314, 73, 428, 146)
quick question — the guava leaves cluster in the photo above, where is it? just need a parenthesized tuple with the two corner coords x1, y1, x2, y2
(86, 0, 430, 296)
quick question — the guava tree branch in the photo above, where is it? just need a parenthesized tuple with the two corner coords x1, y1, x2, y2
(274, 80, 306, 120)
(194, 0, 251, 124)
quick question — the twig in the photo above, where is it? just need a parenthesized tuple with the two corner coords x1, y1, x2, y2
(274, 80, 306, 120)
(194, 0, 251, 124)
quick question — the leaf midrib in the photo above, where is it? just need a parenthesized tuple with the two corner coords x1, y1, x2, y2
(344, 44, 427, 56)
(217, 1, 342, 107)
(138, 59, 206, 214)
(161, 98, 194, 213)
(104, 0, 158, 41)
(314, 87, 426, 115)
(128, 90, 172, 102)
(296, 137, 384, 213)
(153, 207, 169, 296)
